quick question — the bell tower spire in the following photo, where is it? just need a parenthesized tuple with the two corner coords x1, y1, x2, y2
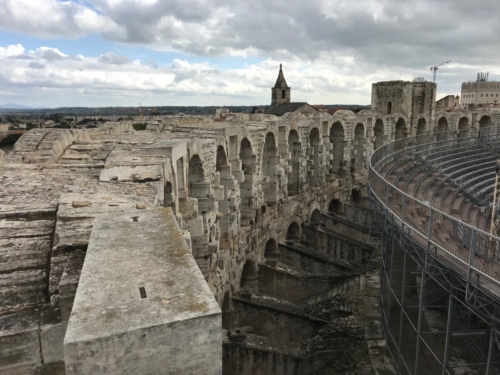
(271, 63, 290, 107)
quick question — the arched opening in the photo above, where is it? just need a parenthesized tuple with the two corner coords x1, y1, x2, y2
(170, 165, 177, 211)
(176, 157, 185, 194)
(287, 130, 300, 196)
(436, 117, 448, 141)
(216, 145, 228, 170)
(216, 146, 232, 245)
(221, 291, 233, 330)
(479, 115, 492, 136)
(188, 155, 205, 200)
(395, 118, 406, 140)
(282, 90, 285, 99)
(240, 138, 256, 221)
(352, 188, 363, 204)
(353, 123, 365, 170)
(262, 132, 278, 206)
(328, 199, 342, 214)
(187, 154, 212, 277)
(329, 122, 344, 175)
(416, 118, 428, 144)
(286, 222, 301, 243)
(164, 181, 174, 208)
(458, 117, 470, 138)
(264, 238, 278, 259)
(310, 209, 321, 222)
(374, 119, 384, 150)
(308, 128, 322, 186)
(240, 260, 258, 294)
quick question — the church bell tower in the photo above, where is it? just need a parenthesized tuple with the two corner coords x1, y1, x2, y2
(271, 64, 290, 107)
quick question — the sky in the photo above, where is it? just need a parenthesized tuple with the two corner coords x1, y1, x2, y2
(0, 0, 500, 108)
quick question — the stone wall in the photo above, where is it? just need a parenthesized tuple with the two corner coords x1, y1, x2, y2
(1, 94, 499, 374)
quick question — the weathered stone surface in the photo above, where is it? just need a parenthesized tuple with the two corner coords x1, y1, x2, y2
(64, 208, 221, 375)
(5, 74, 490, 373)
(0, 237, 51, 273)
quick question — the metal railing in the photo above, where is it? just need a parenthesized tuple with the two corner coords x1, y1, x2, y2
(369, 126, 500, 294)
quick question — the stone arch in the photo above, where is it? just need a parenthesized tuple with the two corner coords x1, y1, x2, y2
(436, 117, 448, 142)
(329, 122, 344, 175)
(308, 201, 322, 219)
(239, 137, 256, 221)
(221, 290, 234, 330)
(216, 145, 228, 170)
(240, 260, 258, 293)
(287, 129, 300, 196)
(479, 115, 492, 136)
(437, 117, 448, 132)
(188, 154, 206, 200)
(458, 117, 470, 138)
(374, 119, 384, 150)
(310, 209, 322, 222)
(187, 154, 213, 278)
(176, 157, 185, 194)
(164, 181, 174, 208)
(328, 198, 342, 214)
(395, 118, 406, 140)
(286, 222, 301, 243)
(216, 145, 233, 246)
(352, 188, 363, 204)
(308, 127, 322, 186)
(416, 118, 428, 144)
(170, 165, 177, 211)
(353, 123, 364, 170)
(264, 238, 278, 259)
(262, 132, 279, 206)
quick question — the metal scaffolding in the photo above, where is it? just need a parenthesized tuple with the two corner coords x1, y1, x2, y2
(369, 127, 500, 375)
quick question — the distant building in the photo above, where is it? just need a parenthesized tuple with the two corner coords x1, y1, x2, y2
(266, 65, 317, 116)
(214, 108, 230, 120)
(436, 94, 459, 111)
(312, 105, 327, 112)
(270, 64, 291, 108)
(461, 73, 500, 108)
(371, 80, 436, 138)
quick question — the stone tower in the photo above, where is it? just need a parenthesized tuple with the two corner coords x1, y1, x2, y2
(271, 64, 291, 107)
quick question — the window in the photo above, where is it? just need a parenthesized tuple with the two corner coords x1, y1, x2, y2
(387, 102, 392, 114)
(486, 94, 489, 97)
(282, 90, 285, 99)
(481, 94, 483, 97)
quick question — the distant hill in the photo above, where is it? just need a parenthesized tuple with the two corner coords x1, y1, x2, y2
(0, 103, 35, 109)
(0, 104, 370, 116)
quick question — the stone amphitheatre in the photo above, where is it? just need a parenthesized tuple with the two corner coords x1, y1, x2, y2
(2, 68, 500, 375)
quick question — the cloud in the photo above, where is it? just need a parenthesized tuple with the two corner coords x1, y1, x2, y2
(28, 62, 46, 69)
(0, 44, 24, 58)
(98, 52, 131, 65)
(3, 41, 496, 108)
(0, 0, 124, 39)
(1, 0, 500, 106)
(41, 49, 65, 61)
(1, 0, 499, 70)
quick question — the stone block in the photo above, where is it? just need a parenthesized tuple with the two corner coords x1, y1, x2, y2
(99, 165, 163, 182)
(179, 197, 198, 218)
(0, 308, 40, 375)
(186, 216, 204, 237)
(64, 208, 221, 375)
(214, 186, 225, 201)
